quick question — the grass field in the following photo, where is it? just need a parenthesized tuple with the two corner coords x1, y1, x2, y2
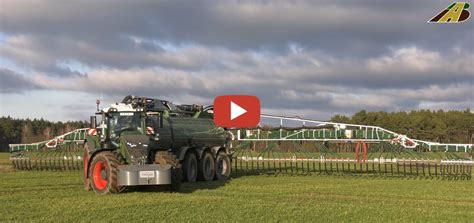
(0, 152, 473, 222)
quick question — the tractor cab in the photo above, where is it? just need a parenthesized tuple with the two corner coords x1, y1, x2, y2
(84, 101, 181, 194)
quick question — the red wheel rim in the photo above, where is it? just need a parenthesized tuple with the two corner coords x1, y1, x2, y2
(93, 161, 108, 190)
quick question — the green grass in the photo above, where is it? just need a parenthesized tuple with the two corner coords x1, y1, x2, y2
(0, 153, 10, 165)
(0, 153, 13, 172)
(0, 152, 473, 222)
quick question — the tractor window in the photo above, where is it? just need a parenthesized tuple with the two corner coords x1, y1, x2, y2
(109, 112, 142, 134)
(146, 113, 162, 129)
(146, 115, 158, 128)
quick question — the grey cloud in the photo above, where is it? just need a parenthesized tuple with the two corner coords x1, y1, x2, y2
(0, 68, 41, 93)
(2, 38, 472, 113)
(45, 56, 471, 113)
(1, 0, 472, 55)
(0, 34, 235, 76)
(1, 0, 472, 78)
(0, 0, 472, 120)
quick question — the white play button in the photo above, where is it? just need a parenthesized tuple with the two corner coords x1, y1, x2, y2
(230, 101, 247, 120)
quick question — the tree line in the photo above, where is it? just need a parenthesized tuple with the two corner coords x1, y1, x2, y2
(0, 117, 87, 152)
(331, 109, 473, 144)
(0, 109, 472, 152)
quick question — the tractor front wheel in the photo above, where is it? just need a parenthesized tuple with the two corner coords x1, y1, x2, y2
(89, 151, 123, 194)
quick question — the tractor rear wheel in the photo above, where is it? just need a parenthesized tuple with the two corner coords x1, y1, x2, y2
(83, 145, 91, 191)
(198, 151, 215, 181)
(155, 151, 182, 192)
(183, 151, 198, 182)
(215, 151, 231, 180)
(89, 151, 124, 194)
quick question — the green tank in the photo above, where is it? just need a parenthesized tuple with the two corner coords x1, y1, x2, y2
(83, 95, 232, 194)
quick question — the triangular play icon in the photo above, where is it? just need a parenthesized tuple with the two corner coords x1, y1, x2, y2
(230, 101, 247, 120)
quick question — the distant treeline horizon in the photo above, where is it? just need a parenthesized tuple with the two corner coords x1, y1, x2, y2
(330, 109, 473, 145)
(0, 109, 473, 152)
(0, 117, 87, 152)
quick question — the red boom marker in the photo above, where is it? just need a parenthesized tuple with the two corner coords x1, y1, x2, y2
(146, 127, 154, 135)
(87, 128, 97, 136)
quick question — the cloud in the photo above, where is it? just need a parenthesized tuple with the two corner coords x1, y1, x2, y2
(0, 68, 42, 93)
(1, 0, 472, 57)
(24, 45, 469, 116)
(0, 0, 472, 120)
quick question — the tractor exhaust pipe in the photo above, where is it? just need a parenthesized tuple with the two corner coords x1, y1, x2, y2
(90, 116, 97, 129)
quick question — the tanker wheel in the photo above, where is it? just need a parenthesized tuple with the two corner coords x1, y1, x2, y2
(83, 145, 91, 191)
(155, 151, 182, 192)
(215, 151, 231, 180)
(183, 151, 198, 183)
(198, 151, 215, 181)
(89, 151, 123, 194)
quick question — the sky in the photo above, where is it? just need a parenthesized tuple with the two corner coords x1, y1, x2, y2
(0, 0, 473, 121)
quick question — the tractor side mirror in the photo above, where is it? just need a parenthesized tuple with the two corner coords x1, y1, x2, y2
(90, 116, 97, 129)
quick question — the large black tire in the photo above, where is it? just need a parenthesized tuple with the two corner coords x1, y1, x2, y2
(154, 151, 182, 192)
(183, 151, 198, 183)
(198, 151, 215, 181)
(89, 151, 124, 194)
(215, 151, 231, 180)
(83, 145, 91, 191)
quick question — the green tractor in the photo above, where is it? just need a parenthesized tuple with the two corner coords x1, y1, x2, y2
(83, 95, 232, 194)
